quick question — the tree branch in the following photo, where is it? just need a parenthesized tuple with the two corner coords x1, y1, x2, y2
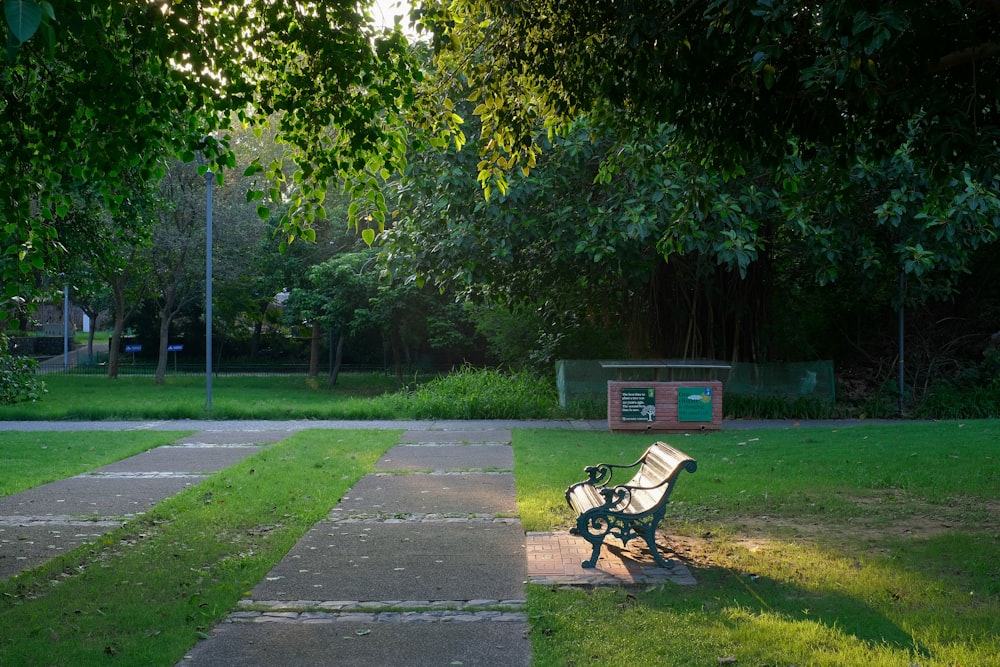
(928, 42, 1000, 74)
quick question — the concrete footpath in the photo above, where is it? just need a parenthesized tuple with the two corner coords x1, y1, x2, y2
(0, 420, 725, 665)
(0, 429, 290, 580)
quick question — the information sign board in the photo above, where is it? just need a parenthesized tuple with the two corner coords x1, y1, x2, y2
(677, 386, 714, 421)
(621, 387, 656, 422)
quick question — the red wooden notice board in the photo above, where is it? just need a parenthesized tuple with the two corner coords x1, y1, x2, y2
(607, 380, 723, 433)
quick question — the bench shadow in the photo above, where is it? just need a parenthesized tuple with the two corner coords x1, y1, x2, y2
(602, 535, 929, 658)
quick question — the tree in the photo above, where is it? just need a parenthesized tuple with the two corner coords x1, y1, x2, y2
(283, 250, 375, 384)
(148, 162, 207, 385)
(48, 179, 159, 378)
(414, 0, 1000, 289)
(421, 1, 1000, 181)
(2, 0, 424, 323)
(399, 0, 1000, 370)
(386, 95, 1000, 365)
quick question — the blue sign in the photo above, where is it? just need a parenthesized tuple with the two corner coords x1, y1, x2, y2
(167, 344, 184, 352)
(125, 344, 142, 353)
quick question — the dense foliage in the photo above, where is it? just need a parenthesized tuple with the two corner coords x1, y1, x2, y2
(0, 336, 45, 404)
(421, 1, 1000, 180)
(2, 0, 423, 323)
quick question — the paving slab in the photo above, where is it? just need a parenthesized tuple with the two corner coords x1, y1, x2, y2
(331, 473, 517, 517)
(178, 617, 531, 667)
(376, 444, 513, 472)
(91, 445, 261, 474)
(174, 431, 292, 445)
(251, 519, 525, 602)
(0, 522, 116, 579)
(526, 531, 698, 586)
(399, 430, 511, 444)
(0, 476, 204, 519)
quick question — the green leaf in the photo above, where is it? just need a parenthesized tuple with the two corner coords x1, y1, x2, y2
(5, 0, 43, 43)
(361, 228, 375, 246)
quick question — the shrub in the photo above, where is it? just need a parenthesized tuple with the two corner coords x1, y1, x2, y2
(722, 393, 841, 420)
(0, 336, 47, 405)
(388, 365, 559, 419)
(912, 348, 1000, 419)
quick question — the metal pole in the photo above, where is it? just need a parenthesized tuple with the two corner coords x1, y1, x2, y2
(898, 271, 905, 415)
(205, 168, 213, 410)
(63, 284, 70, 372)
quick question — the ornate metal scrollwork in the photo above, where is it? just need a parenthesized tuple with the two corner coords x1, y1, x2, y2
(583, 464, 613, 485)
(598, 485, 630, 510)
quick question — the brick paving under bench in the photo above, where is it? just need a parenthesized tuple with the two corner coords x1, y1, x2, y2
(526, 531, 698, 586)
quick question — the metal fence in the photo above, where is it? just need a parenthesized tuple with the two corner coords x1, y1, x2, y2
(556, 359, 836, 408)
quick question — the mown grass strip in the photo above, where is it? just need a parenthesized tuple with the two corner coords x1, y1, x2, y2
(0, 375, 403, 421)
(0, 431, 192, 496)
(0, 370, 562, 421)
(0, 429, 399, 666)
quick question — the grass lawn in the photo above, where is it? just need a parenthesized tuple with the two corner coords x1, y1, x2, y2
(0, 429, 399, 666)
(0, 431, 191, 496)
(0, 370, 558, 420)
(514, 421, 1000, 666)
(0, 374, 404, 420)
(0, 421, 996, 665)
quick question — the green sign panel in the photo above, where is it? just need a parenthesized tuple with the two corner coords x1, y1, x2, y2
(621, 387, 656, 422)
(678, 386, 714, 422)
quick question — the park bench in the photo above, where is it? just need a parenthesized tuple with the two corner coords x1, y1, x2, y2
(565, 441, 697, 568)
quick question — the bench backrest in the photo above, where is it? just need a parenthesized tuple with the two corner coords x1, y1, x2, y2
(623, 442, 697, 513)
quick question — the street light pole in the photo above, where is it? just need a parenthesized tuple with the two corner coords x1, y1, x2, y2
(63, 284, 70, 372)
(205, 164, 214, 410)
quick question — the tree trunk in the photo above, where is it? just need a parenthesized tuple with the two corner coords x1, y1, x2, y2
(82, 306, 100, 362)
(250, 320, 263, 360)
(250, 300, 268, 360)
(328, 333, 345, 386)
(108, 287, 127, 379)
(308, 322, 321, 377)
(389, 328, 403, 388)
(154, 308, 173, 385)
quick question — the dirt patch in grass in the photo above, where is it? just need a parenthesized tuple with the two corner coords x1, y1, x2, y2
(670, 493, 1000, 565)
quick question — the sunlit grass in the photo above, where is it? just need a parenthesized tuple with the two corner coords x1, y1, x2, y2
(0, 429, 399, 666)
(2, 418, 996, 665)
(515, 421, 1000, 666)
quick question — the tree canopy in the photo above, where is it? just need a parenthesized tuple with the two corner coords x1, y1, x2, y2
(423, 0, 1000, 179)
(380, 1, 1000, 364)
(409, 1, 1000, 295)
(1, 0, 422, 323)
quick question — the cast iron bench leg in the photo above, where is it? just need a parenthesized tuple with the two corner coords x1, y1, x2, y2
(637, 521, 674, 568)
(570, 523, 605, 569)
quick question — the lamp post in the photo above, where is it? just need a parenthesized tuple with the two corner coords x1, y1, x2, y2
(63, 284, 70, 372)
(204, 162, 214, 410)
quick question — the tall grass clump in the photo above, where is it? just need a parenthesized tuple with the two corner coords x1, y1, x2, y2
(913, 353, 1000, 418)
(723, 392, 841, 419)
(387, 365, 559, 419)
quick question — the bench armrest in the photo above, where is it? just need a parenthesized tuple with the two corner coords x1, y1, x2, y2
(583, 457, 644, 486)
